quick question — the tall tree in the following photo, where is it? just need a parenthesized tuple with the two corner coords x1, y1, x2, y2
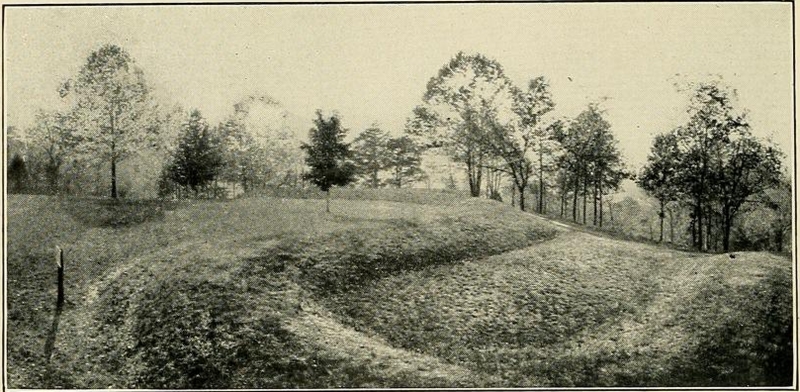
(408, 52, 516, 197)
(351, 126, 390, 188)
(301, 111, 356, 212)
(488, 76, 556, 212)
(59, 44, 158, 198)
(385, 135, 425, 188)
(638, 132, 681, 242)
(715, 134, 782, 252)
(168, 110, 224, 196)
(26, 110, 78, 194)
(216, 117, 258, 194)
(643, 81, 783, 252)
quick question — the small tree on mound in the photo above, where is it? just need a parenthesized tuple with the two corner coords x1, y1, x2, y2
(301, 111, 356, 212)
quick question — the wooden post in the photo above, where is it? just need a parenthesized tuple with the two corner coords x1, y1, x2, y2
(55, 246, 64, 307)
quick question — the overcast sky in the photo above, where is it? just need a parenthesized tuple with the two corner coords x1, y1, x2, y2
(4, 3, 793, 167)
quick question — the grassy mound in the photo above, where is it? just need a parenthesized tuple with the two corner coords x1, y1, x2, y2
(7, 193, 792, 388)
(322, 231, 793, 386)
(29, 195, 558, 388)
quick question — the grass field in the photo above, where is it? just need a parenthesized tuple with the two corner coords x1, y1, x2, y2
(5, 193, 794, 388)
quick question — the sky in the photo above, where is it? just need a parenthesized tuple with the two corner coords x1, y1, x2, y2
(4, 3, 794, 168)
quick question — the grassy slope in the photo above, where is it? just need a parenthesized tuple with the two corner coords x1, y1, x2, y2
(7, 194, 558, 388)
(6, 194, 793, 388)
(325, 231, 793, 386)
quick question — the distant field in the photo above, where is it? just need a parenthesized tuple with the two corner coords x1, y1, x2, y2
(5, 193, 793, 388)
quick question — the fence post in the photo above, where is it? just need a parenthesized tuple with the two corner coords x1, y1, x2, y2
(55, 246, 64, 307)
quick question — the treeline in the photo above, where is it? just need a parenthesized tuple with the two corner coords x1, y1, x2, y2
(6, 45, 789, 253)
(407, 52, 628, 215)
(637, 82, 788, 253)
(5, 44, 431, 200)
(406, 52, 788, 253)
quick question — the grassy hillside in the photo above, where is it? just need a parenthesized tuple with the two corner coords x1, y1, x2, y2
(6, 193, 793, 388)
(324, 232, 792, 386)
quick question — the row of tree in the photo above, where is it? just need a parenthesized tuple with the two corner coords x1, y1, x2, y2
(638, 81, 785, 252)
(407, 52, 628, 215)
(6, 45, 789, 253)
(6, 44, 431, 200)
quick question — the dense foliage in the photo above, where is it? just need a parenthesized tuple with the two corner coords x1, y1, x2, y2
(639, 82, 783, 252)
(301, 111, 356, 211)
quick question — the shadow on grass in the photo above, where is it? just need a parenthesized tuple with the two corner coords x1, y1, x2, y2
(59, 197, 178, 228)
(43, 302, 64, 363)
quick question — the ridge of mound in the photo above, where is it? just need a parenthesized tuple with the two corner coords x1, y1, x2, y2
(38, 196, 560, 388)
(323, 231, 792, 387)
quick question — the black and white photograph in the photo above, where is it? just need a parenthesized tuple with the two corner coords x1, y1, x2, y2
(3, 2, 796, 389)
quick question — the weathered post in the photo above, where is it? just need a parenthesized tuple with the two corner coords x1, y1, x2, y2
(55, 246, 64, 307)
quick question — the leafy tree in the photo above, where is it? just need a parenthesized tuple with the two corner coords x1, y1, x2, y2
(301, 111, 356, 212)
(483, 76, 555, 211)
(26, 110, 79, 194)
(385, 136, 425, 188)
(409, 52, 517, 197)
(7, 154, 28, 193)
(351, 126, 390, 187)
(216, 117, 258, 194)
(715, 133, 782, 251)
(552, 104, 626, 224)
(59, 44, 159, 198)
(638, 132, 681, 242)
(642, 81, 783, 252)
(168, 110, 223, 197)
(763, 177, 792, 252)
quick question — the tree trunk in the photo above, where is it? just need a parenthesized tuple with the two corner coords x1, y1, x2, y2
(110, 111, 118, 199)
(326, 189, 330, 213)
(695, 202, 704, 251)
(722, 206, 731, 253)
(668, 207, 674, 243)
(775, 227, 784, 252)
(538, 153, 544, 214)
(582, 176, 587, 225)
(572, 176, 579, 222)
(598, 181, 604, 227)
(517, 179, 527, 212)
(466, 154, 481, 197)
(659, 199, 665, 243)
(111, 153, 117, 199)
(592, 179, 598, 226)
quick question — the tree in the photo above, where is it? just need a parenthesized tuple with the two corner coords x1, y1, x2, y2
(351, 126, 390, 188)
(59, 44, 158, 199)
(167, 110, 223, 197)
(216, 117, 258, 194)
(301, 111, 356, 212)
(638, 132, 681, 242)
(645, 80, 784, 252)
(8, 154, 28, 193)
(385, 136, 425, 188)
(409, 52, 517, 197)
(26, 110, 79, 194)
(484, 76, 555, 211)
(551, 103, 626, 225)
(715, 133, 782, 252)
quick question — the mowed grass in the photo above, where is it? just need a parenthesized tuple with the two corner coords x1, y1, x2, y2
(6, 193, 793, 388)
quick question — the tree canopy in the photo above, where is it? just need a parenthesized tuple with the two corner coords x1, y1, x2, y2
(301, 111, 356, 211)
(59, 44, 159, 198)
